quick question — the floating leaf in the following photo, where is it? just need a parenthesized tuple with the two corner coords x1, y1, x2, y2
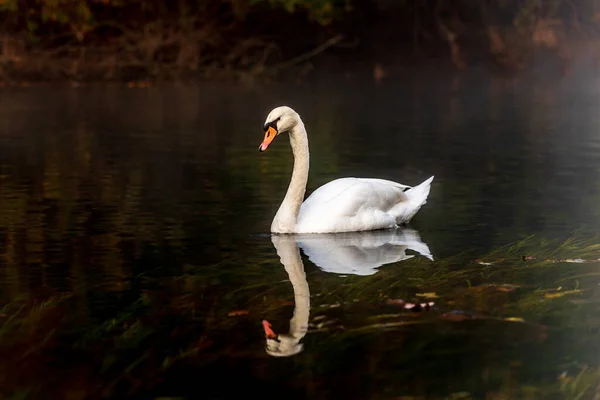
(415, 292, 438, 299)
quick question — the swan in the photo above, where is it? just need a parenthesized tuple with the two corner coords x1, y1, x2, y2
(259, 106, 434, 234)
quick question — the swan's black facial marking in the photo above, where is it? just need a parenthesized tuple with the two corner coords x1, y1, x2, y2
(263, 117, 280, 132)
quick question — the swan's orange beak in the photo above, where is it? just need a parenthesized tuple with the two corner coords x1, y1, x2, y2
(259, 126, 277, 152)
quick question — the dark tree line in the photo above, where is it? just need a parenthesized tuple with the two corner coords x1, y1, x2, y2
(0, 0, 598, 81)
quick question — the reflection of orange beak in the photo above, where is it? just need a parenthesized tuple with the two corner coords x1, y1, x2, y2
(259, 126, 277, 152)
(262, 320, 277, 338)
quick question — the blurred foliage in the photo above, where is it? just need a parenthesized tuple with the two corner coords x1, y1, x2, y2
(246, 0, 349, 24)
(0, 0, 347, 30)
(0, 0, 594, 30)
(0, 0, 597, 81)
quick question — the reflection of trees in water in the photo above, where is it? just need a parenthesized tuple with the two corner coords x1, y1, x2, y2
(0, 88, 290, 307)
(1, 118, 169, 302)
(2, 82, 600, 301)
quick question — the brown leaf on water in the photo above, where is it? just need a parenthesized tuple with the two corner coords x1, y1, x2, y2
(522, 255, 536, 261)
(228, 310, 249, 317)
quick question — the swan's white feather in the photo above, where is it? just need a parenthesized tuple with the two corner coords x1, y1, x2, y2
(261, 106, 433, 234)
(295, 176, 433, 233)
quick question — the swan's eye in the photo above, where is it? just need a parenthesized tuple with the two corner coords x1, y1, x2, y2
(263, 117, 281, 132)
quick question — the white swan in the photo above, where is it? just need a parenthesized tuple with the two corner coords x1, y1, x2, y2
(259, 106, 434, 234)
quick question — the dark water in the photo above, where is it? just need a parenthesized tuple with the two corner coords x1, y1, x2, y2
(1, 71, 600, 399)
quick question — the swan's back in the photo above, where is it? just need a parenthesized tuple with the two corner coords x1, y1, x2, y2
(296, 177, 432, 233)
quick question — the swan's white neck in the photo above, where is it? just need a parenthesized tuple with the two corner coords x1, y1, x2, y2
(271, 122, 309, 233)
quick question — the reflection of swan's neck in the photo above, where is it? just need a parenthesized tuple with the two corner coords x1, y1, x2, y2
(286, 254, 310, 341)
(267, 236, 310, 357)
(271, 122, 309, 233)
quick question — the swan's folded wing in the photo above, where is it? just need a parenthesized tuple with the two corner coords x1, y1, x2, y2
(301, 178, 408, 214)
(357, 178, 412, 192)
(296, 177, 411, 232)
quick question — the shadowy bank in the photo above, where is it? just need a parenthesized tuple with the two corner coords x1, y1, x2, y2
(0, 0, 599, 83)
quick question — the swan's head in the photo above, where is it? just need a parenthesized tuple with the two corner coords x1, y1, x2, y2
(265, 334, 304, 357)
(259, 106, 300, 152)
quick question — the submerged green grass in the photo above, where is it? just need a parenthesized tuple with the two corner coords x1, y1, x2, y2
(1, 234, 600, 399)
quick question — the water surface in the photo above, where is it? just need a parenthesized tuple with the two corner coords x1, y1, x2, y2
(1, 71, 600, 399)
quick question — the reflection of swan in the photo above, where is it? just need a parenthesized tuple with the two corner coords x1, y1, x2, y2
(264, 228, 433, 357)
(297, 227, 433, 276)
(258, 106, 433, 234)
(265, 234, 310, 357)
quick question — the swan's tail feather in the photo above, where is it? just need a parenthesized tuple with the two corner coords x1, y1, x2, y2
(397, 176, 434, 224)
